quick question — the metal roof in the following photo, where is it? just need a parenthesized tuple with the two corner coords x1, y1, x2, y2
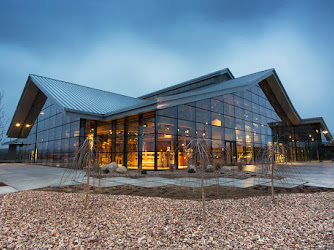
(139, 68, 234, 99)
(7, 68, 331, 140)
(30, 74, 146, 115)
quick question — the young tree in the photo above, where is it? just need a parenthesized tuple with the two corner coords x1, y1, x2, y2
(0, 91, 8, 144)
(61, 138, 103, 209)
(186, 138, 214, 222)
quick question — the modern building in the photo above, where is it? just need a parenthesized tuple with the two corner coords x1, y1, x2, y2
(5, 68, 334, 169)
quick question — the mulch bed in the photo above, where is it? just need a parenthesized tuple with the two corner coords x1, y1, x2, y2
(37, 184, 333, 201)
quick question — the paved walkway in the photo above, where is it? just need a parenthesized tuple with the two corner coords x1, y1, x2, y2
(1, 163, 333, 195)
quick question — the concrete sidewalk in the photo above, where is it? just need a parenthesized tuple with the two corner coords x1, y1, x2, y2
(0, 163, 83, 194)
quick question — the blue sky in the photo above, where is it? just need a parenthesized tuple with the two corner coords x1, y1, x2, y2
(1, 0, 334, 136)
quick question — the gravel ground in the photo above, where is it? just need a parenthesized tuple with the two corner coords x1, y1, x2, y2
(1, 191, 333, 248)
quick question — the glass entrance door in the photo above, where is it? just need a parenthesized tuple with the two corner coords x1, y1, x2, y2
(225, 141, 237, 165)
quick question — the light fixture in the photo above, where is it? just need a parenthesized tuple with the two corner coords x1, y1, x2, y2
(323, 131, 328, 134)
(143, 123, 147, 128)
(40, 112, 45, 115)
(185, 129, 189, 134)
(15, 123, 21, 127)
(109, 130, 112, 134)
(312, 138, 314, 141)
(25, 124, 31, 128)
(203, 132, 206, 136)
(309, 134, 312, 137)
(316, 130, 319, 133)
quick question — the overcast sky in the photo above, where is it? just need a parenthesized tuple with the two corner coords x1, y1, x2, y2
(1, 0, 334, 136)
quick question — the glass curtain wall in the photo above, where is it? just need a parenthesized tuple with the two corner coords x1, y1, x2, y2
(78, 84, 283, 170)
(16, 98, 80, 167)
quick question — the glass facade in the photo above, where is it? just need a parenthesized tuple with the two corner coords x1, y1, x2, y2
(13, 83, 330, 168)
(16, 98, 81, 167)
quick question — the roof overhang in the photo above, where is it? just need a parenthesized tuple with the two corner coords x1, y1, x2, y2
(259, 71, 301, 126)
(7, 76, 47, 138)
(301, 117, 333, 141)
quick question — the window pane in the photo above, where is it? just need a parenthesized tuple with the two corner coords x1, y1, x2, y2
(178, 120, 195, 137)
(211, 112, 223, 127)
(211, 99, 224, 114)
(142, 134, 155, 152)
(196, 99, 210, 110)
(142, 115, 155, 135)
(157, 116, 176, 135)
(178, 105, 195, 121)
(196, 108, 210, 124)
(157, 107, 177, 118)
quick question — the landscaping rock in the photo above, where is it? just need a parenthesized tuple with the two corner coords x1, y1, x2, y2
(222, 166, 232, 171)
(101, 162, 118, 173)
(116, 166, 127, 174)
(187, 165, 196, 173)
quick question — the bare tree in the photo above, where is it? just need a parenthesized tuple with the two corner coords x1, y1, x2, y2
(61, 138, 103, 209)
(185, 138, 214, 222)
(0, 91, 8, 144)
(257, 136, 303, 204)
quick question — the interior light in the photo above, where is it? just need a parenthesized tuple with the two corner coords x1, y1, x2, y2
(316, 130, 319, 133)
(109, 130, 112, 134)
(15, 123, 21, 127)
(25, 124, 31, 128)
(40, 112, 45, 115)
(203, 132, 206, 136)
(143, 123, 147, 128)
(323, 131, 328, 134)
(309, 134, 312, 137)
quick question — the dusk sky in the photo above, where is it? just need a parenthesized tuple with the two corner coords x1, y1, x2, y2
(1, 0, 333, 137)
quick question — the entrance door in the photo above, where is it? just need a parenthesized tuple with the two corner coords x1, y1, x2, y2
(225, 141, 237, 165)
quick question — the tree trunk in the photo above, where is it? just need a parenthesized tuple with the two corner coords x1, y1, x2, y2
(271, 148, 275, 204)
(201, 176, 207, 222)
(84, 158, 91, 210)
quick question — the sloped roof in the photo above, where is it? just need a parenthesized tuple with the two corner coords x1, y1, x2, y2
(139, 68, 234, 99)
(104, 68, 300, 125)
(9, 68, 329, 139)
(30, 74, 146, 115)
(183, 68, 274, 95)
(7, 74, 146, 137)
